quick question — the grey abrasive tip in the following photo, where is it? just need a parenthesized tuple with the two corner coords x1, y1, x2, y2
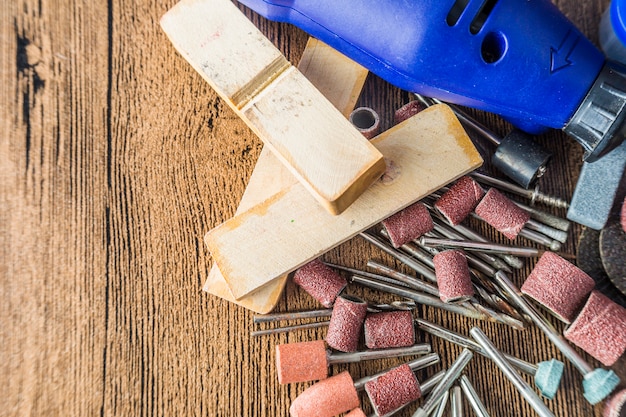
(533, 359, 564, 400)
(581, 368, 621, 405)
(567, 140, 626, 230)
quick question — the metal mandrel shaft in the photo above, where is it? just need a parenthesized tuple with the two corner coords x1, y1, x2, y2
(459, 375, 491, 417)
(360, 231, 438, 283)
(451, 385, 464, 417)
(412, 349, 474, 417)
(351, 275, 524, 329)
(470, 327, 555, 417)
(416, 318, 536, 375)
(471, 171, 569, 209)
(420, 236, 541, 257)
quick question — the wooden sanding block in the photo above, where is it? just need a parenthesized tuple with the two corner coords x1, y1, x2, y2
(160, 0, 385, 215)
(203, 38, 369, 313)
(206, 104, 484, 300)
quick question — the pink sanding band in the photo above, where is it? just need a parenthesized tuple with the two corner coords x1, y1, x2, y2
(433, 249, 474, 303)
(564, 291, 626, 367)
(276, 340, 328, 384)
(289, 370, 360, 417)
(621, 197, 626, 233)
(394, 100, 423, 124)
(474, 188, 530, 239)
(345, 408, 368, 417)
(326, 295, 368, 352)
(382, 202, 434, 248)
(435, 176, 485, 225)
(293, 258, 347, 308)
(364, 310, 416, 349)
(521, 252, 595, 323)
(603, 388, 626, 417)
(365, 363, 422, 416)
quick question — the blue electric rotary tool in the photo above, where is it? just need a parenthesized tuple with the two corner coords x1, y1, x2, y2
(237, 0, 626, 162)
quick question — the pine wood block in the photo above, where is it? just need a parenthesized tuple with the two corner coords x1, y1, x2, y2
(160, 0, 385, 215)
(202, 38, 369, 313)
(206, 104, 484, 300)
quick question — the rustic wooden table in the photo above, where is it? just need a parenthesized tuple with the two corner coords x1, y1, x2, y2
(2, 0, 625, 416)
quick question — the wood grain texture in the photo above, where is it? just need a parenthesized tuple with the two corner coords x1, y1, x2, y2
(1, 0, 624, 416)
(202, 38, 369, 313)
(160, 0, 385, 215)
(205, 104, 483, 300)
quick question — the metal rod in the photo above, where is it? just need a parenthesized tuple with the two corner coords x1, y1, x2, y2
(359, 231, 438, 282)
(253, 309, 332, 323)
(471, 171, 569, 209)
(459, 375, 491, 417)
(431, 390, 450, 417)
(250, 320, 329, 337)
(328, 344, 432, 365)
(412, 349, 474, 417)
(514, 201, 571, 232)
(470, 327, 555, 417)
(366, 260, 440, 296)
(525, 219, 569, 243)
(420, 236, 541, 257)
(351, 275, 499, 324)
(415, 318, 537, 376)
(451, 385, 464, 417)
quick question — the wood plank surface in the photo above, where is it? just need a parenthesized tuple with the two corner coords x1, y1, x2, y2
(1, 0, 625, 416)
(205, 105, 483, 300)
(160, 0, 385, 215)
(202, 37, 369, 313)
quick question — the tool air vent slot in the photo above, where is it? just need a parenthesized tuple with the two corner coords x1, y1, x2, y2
(446, 0, 470, 26)
(470, 0, 499, 34)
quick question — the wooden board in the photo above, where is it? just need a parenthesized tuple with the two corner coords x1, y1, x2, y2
(160, 0, 385, 214)
(203, 38, 369, 313)
(205, 104, 484, 299)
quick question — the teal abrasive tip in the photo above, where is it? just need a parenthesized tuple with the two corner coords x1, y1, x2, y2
(533, 359, 564, 399)
(582, 368, 621, 405)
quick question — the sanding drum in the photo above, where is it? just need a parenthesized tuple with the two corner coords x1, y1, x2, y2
(364, 310, 416, 349)
(521, 252, 596, 323)
(475, 188, 531, 239)
(435, 176, 485, 225)
(382, 202, 434, 248)
(326, 295, 368, 352)
(564, 291, 626, 367)
(433, 249, 475, 303)
(293, 259, 347, 308)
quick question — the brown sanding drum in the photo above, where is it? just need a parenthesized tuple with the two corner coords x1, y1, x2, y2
(326, 295, 368, 352)
(382, 202, 434, 248)
(474, 188, 530, 239)
(435, 176, 485, 225)
(364, 363, 422, 416)
(293, 259, 347, 308)
(364, 310, 416, 349)
(521, 251, 596, 323)
(564, 291, 626, 367)
(433, 249, 475, 303)
(289, 370, 360, 417)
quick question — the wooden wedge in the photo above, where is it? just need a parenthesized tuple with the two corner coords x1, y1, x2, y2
(202, 38, 369, 313)
(160, 0, 385, 214)
(206, 104, 483, 300)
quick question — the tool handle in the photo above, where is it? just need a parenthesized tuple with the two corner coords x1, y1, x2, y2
(238, 0, 604, 134)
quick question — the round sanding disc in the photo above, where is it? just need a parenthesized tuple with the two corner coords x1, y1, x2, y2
(577, 226, 626, 308)
(600, 219, 626, 298)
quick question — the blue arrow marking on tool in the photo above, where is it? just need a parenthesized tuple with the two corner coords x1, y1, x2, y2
(550, 29, 580, 73)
